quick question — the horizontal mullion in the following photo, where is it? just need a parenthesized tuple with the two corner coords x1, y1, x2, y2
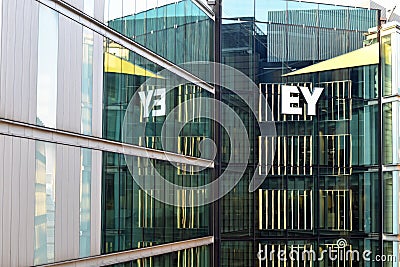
(0, 118, 214, 168)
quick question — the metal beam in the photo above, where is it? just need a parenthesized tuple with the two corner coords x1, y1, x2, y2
(0, 119, 214, 168)
(192, 0, 215, 20)
(37, 236, 214, 267)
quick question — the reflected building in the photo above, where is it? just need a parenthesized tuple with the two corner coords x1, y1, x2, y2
(0, 0, 400, 267)
(219, 1, 400, 266)
(0, 0, 214, 266)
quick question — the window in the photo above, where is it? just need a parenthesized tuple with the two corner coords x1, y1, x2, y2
(81, 29, 94, 135)
(36, 5, 58, 128)
(79, 148, 92, 257)
(319, 189, 352, 231)
(260, 135, 313, 175)
(319, 134, 351, 175)
(318, 80, 352, 121)
(258, 189, 313, 230)
(34, 141, 56, 265)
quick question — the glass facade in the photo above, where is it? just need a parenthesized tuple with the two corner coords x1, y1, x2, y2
(100, 0, 214, 258)
(12, 1, 215, 266)
(3, 0, 400, 266)
(380, 30, 400, 242)
(102, 152, 211, 253)
(221, 1, 377, 86)
(102, 38, 213, 157)
(217, 0, 398, 266)
(32, 1, 214, 147)
(80, 148, 92, 257)
(106, 0, 214, 66)
(81, 28, 94, 135)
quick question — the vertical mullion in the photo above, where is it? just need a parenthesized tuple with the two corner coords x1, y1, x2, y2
(337, 82, 340, 120)
(139, 190, 142, 228)
(291, 136, 294, 175)
(272, 84, 275, 122)
(278, 190, 281, 229)
(291, 190, 294, 230)
(284, 137, 287, 175)
(303, 136, 306, 173)
(272, 190, 275, 229)
(304, 190, 307, 230)
(350, 190, 353, 231)
(297, 190, 300, 230)
(297, 136, 300, 175)
(331, 83, 334, 120)
(310, 191, 313, 230)
(284, 190, 287, 229)
(338, 135, 341, 175)
(266, 190, 269, 230)
(259, 190, 263, 230)
(277, 84, 280, 121)
(266, 137, 268, 174)
(259, 136, 262, 174)
(310, 136, 313, 175)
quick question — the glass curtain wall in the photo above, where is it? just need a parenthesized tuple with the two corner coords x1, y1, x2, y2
(381, 27, 400, 253)
(32, 0, 215, 263)
(105, 0, 214, 67)
(101, 2, 214, 254)
(34, 1, 214, 147)
(221, 1, 377, 83)
(101, 151, 211, 253)
(102, 37, 213, 157)
(219, 0, 380, 265)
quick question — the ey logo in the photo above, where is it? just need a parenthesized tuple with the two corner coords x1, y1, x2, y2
(139, 88, 166, 118)
(281, 85, 323, 116)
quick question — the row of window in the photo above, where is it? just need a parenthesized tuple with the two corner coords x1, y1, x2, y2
(259, 134, 351, 176)
(258, 189, 352, 231)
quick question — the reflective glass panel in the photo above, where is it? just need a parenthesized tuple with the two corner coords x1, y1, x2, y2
(81, 28, 94, 135)
(79, 148, 92, 257)
(36, 6, 58, 128)
(34, 141, 56, 265)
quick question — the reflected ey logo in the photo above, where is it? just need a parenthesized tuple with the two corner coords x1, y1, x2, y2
(139, 88, 166, 118)
(281, 85, 323, 116)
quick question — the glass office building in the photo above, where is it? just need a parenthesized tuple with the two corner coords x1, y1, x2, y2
(219, 1, 400, 266)
(1, 0, 400, 266)
(0, 0, 214, 266)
